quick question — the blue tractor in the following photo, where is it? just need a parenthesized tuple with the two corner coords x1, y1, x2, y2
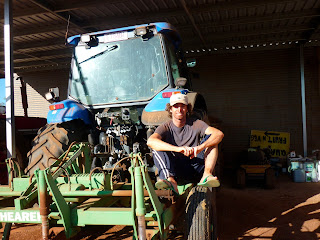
(26, 22, 214, 239)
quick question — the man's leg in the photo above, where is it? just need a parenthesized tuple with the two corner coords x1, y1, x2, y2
(152, 150, 179, 192)
(199, 145, 219, 183)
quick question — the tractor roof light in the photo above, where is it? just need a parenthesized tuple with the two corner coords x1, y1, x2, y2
(134, 26, 148, 36)
(80, 34, 91, 43)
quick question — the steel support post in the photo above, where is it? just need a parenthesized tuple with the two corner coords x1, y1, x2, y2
(39, 170, 50, 240)
(1, 223, 12, 240)
(300, 44, 308, 157)
(4, 0, 15, 159)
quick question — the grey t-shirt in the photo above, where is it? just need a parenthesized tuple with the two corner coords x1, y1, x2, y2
(155, 118, 209, 147)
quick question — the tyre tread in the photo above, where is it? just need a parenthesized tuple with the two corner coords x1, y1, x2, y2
(26, 121, 86, 175)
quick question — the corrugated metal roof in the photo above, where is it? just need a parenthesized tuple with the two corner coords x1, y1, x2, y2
(0, 0, 319, 73)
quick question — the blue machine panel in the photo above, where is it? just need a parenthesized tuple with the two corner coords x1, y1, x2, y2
(47, 99, 92, 125)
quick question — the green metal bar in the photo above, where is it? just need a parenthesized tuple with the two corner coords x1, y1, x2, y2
(14, 189, 37, 211)
(0, 191, 22, 196)
(51, 189, 132, 197)
(51, 143, 84, 180)
(44, 169, 74, 238)
(0, 186, 13, 192)
(134, 166, 146, 217)
(140, 164, 164, 238)
(134, 165, 147, 240)
(71, 160, 81, 174)
(129, 166, 138, 240)
(14, 177, 38, 211)
(55, 173, 108, 189)
(72, 207, 134, 226)
(47, 189, 170, 198)
(12, 177, 33, 192)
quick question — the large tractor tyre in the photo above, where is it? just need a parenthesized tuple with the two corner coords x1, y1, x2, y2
(236, 168, 246, 189)
(25, 120, 87, 176)
(265, 168, 276, 189)
(185, 186, 217, 240)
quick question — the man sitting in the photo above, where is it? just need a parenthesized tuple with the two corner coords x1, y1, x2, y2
(147, 93, 224, 193)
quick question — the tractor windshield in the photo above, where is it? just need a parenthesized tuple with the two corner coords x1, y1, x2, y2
(69, 35, 168, 106)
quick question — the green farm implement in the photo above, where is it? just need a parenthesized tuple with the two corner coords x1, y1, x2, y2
(0, 142, 217, 240)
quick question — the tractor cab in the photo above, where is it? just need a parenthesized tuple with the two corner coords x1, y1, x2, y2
(67, 22, 191, 108)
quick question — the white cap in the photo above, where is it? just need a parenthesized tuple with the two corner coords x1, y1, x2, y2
(170, 93, 188, 106)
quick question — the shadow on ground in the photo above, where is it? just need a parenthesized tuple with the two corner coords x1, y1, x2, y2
(217, 173, 320, 240)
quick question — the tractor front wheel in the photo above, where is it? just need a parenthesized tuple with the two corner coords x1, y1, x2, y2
(185, 186, 217, 240)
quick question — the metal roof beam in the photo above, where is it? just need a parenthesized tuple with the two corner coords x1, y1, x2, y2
(0, 57, 70, 69)
(14, 38, 66, 52)
(183, 24, 313, 41)
(15, 64, 70, 73)
(50, 0, 300, 15)
(27, 0, 94, 33)
(301, 11, 320, 42)
(0, 54, 70, 65)
(178, 9, 320, 31)
(0, 0, 127, 19)
(7, 8, 319, 39)
(183, 32, 306, 49)
(0, 25, 79, 39)
(0, 48, 72, 59)
(4, 0, 299, 21)
(53, 0, 128, 13)
(179, 0, 207, 48)
(5, 7, 319, 40)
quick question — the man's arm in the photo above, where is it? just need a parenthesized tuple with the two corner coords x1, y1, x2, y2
(147, 133, 194, 156)
(195, 126, 224, 155)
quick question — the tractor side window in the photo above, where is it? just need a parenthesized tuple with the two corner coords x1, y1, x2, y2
(165, 40, 191, 90)
(166, 42, 181, 82)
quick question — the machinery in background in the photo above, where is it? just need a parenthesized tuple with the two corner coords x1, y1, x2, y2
(235, 147, 276, 189)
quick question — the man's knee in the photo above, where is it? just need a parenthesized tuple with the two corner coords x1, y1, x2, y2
(204, 145, 218, 159)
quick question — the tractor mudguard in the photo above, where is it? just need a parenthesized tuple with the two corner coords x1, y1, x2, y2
(47, 99, 92, 125)
(141, 89, 203, 126)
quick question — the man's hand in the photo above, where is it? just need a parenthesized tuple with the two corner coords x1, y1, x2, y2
(178, 146, 194, 157)
(178, 146, 202, 158)
(190, 146, 199, 159)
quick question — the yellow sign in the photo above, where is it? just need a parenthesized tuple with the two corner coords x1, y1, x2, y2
(250, 130, 290, 158)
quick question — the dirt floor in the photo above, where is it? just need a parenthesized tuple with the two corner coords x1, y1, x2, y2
(1, 173, 320, 240)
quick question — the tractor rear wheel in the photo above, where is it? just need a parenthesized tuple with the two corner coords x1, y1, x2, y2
(25, 120, 87, 175)
(185, 186, 217, 240)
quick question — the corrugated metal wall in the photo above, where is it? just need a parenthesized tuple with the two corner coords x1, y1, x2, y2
(14, 70, 69, 118)
(191, 47, 320, 167)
